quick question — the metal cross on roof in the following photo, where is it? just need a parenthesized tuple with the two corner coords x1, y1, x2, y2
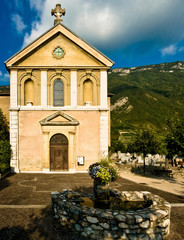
(51, 4, 66, 25)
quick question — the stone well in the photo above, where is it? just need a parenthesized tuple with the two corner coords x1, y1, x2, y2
(51, 189, 171, 240)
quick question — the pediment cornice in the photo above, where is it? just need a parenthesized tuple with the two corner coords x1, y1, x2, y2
(39, 111, 79, 126)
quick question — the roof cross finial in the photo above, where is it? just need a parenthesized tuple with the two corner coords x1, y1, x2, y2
(51, 4, 66, 25)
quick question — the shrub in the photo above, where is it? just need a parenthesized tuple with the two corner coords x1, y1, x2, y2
(0, 140, 12, 165)
(0, 163, 10, 174)
(0, 108, 9, 141)
(131, 165, 168, 177)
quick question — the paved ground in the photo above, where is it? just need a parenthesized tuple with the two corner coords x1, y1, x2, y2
(120, 171, 184, 197)
(0, 173, 184, 239)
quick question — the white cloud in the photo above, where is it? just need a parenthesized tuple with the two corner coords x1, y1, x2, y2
(29, 0, 43, 12)
(161, 45, 177, 56)
(23, 0, 184, 54)
(11, 14, 27, 34)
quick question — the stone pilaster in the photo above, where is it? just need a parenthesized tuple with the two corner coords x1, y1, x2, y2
(70, 70, 77, 106)
(10, 70, 18, 107)
(68, 131, 75, 171)
(10, 111, 19, 173)
(41, 70, 47, 107)
(100, 70, 107, 107)
(42, 131, 49, 172)
(100, 111, 109, 157)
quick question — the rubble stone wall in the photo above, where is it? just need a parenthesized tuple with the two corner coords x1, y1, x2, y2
(51, 190, 171, 240)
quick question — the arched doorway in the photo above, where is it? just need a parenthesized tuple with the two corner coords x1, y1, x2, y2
(50, 134, 68, 171)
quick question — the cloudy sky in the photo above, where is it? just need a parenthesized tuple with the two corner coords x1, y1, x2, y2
(1, 0, 184, 85)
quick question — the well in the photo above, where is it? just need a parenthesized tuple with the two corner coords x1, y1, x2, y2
(51, 189, 171, 240)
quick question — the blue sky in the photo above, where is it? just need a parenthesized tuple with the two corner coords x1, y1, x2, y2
(1, 0, 184, 85)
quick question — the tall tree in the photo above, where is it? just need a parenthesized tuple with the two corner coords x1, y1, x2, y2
(165, 120, 184, 162)
(0, 108, 9, 141)
(127, 130, 161, 173)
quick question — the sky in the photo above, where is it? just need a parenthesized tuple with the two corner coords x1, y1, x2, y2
(1, 0, 184, 85)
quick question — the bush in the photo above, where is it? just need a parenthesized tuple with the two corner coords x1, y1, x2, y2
(131, 165, 168, 177)
(0, 108, 9, 141)
(0, 140, 12, 165)
(0, 163, 10, 174)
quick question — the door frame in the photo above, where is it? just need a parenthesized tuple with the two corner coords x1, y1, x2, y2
(41, 126, 76, 173)
(50, 133, 69, 171)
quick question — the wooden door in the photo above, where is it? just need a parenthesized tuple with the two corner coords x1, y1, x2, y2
(50, 134, 68, 171)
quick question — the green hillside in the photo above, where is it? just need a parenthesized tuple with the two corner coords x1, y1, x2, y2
(108, 61, 184, 140)
(0, 85, 10, 94)
(1, 61, 184, 141)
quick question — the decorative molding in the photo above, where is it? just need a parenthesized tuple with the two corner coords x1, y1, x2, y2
(25, 69, 33, 78)
(52, 46, 66, 59)
(5, 24, 114, 68)
(39, 111, 79, 126)
(55, 69, 63, 75)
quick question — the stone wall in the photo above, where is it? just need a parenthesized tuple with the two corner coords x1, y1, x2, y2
(51, 190, 171, 240)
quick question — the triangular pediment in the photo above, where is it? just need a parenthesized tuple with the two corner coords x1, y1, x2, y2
(5, 23, 114, 68)
(39, 111, 79, 126)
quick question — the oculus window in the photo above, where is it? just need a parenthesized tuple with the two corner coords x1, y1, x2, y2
(53, 46, 65, 58)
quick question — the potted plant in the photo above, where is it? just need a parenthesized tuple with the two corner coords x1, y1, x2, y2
(88, 159, 119, 201)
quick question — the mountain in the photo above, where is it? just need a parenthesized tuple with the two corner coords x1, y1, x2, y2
(108, 61, 184, 140)
(1, 61, 184, 139)
(0, 85, 10, 94)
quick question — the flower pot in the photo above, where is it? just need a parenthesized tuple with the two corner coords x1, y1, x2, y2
(93, 179, 109, 201)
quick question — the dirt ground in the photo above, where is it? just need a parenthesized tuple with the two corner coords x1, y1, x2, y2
(0, 173, 184, 240)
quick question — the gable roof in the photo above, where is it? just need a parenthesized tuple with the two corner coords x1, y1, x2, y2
(5, 23, 114, 68)
(39, 111, 79, 126)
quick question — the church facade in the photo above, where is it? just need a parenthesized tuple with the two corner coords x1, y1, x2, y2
(5, 4, 114, 173)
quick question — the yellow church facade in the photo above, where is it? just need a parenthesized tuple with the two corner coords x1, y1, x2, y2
(5, 6, 114, 173)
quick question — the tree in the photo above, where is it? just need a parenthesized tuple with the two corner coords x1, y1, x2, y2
(127, 130, 161, 173)
(0, 140, 11, 165)
(0, 109, 11, 173)
(165, 120, 184, 163)
(109, 140, 127, 153)
(0, 108, 9, 141)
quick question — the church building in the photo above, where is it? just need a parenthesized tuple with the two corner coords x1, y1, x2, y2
(5, 4, 114, 173)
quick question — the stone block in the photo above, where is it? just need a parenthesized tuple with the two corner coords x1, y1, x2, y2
(10, 133, 17, 138)
(11, 120, 18, 125)
(10, 128, 18, 134)
(139, 220, 150, 229)
(11, 125, 18, 129)
(10, 160, 17, 166)
(115, 214, 126, 222)
(10, 137, 17, 143)
(119, 222, 129, 229)
(86, 216, 99, 223)
(11, 142, 17, 147)
(10, 111, 18, 117)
